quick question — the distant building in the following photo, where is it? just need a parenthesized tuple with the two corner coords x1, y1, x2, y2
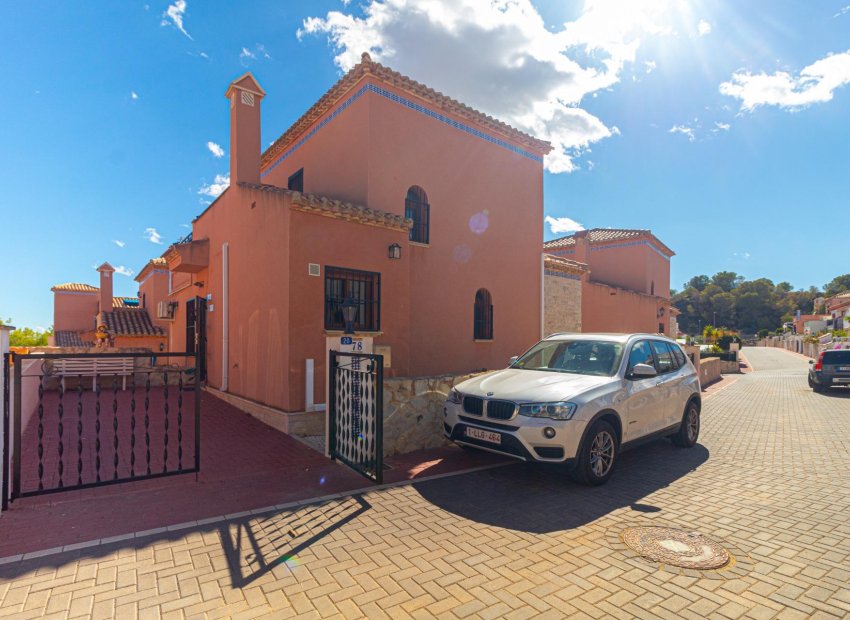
(50, 262, 166, 349)
(825, 292, 850, 330)
(543, 228, 678, 336)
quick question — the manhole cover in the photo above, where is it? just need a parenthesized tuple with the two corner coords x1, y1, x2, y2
(621, 527, 731, 570)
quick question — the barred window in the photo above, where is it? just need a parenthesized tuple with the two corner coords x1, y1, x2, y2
(405, 186, 430, 244)
(474, 288, 493, 340)
(324, 267, 381, 332)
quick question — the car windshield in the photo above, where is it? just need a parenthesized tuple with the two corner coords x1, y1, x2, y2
(512, 339, 624, 376)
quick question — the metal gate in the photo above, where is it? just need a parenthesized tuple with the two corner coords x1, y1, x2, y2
(328, 350, 384, 484)
(1, 352, 201, 503)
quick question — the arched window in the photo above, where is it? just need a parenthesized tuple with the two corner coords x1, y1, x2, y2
(474, 289, 493, 340)
(405, 186, 430, 244)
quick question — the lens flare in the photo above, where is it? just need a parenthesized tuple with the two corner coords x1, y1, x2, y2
(469, 210, 489, 235)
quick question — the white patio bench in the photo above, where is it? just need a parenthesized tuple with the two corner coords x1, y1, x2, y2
(53, 357, 134, 391)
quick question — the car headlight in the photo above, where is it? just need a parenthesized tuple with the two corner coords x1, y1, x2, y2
(518, 402, 577, 420)
(447, 388, 463, 404)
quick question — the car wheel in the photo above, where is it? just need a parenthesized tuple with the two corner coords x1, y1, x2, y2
(808, 376, 815, 388)
(813, 383, 824, 393)
(572, 420, 617, 486)
(672, 401, 700, 448)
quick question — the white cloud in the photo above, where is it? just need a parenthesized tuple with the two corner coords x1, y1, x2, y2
(644, 60, 657, 74)
(834, 5, 850, 18)
(720, 49, 850, 111)
(206, 141, 224, 158)
(131, 91, 139, 100)
(114, 266, 135, 277)
(240, 47, 255, 60)
(198, 173, 230, 198)
(144, 228, 163, 244)
(545, 215, 585, 235)
(161, 0, 192, 39)
(239, 44, 271, 66)
(713, 121, 731, 132)
(697, 19, 711, 36)
(113, 240, 126, 248)
(669, 124, 696, 142)
(300, 0, 682, 173)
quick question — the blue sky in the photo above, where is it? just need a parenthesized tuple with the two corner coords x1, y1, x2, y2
(1, 0, 849, 329)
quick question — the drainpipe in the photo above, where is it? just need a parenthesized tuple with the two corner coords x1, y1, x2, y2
(540, 253, 545, 339)
(221, 242, 229, 392)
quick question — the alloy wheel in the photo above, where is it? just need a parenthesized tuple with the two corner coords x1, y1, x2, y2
(589, 431, 615, 477)
(687, 409, 699, 442)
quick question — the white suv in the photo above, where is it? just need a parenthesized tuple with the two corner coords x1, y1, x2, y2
(443, 333, 701, 485)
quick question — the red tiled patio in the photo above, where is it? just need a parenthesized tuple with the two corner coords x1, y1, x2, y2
(0, 391, 506, 558)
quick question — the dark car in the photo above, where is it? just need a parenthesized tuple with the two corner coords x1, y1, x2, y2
(809, 349, 850, 392)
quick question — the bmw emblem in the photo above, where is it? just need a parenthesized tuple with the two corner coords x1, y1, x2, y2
(486, 392, 494, 396)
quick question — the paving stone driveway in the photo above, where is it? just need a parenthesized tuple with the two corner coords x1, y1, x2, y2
(2, 347, 849, 619)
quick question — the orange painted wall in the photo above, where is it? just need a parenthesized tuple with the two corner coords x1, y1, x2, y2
(582, 282, 670, 335)
(261, 90, 370, 205)
(584, 240, 670, 298)
(53, 293, 98, 332)
(366, 78, 544, 374)
(137, 269, 171, 333)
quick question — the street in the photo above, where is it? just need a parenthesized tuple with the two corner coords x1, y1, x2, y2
(1, 347, 849, 619)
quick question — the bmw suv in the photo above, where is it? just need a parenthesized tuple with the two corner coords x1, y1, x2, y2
(444, 333, 702, 485)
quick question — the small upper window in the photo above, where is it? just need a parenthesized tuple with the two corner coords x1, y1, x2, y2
(651, 281, 655, 295)
(288, 168, 304, 193)
(473, 288, 493, 340)
(405, 186, 430, 244)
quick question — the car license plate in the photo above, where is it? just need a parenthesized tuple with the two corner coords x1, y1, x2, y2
(839, 367, 850, 371)
(465, 427, 501, 445)
(835, 377, 850, 383)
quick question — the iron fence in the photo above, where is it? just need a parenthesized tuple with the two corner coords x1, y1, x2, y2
(3, 352, 201, 501)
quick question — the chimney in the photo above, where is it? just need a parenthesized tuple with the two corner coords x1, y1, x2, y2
(225, 72, 266, 185)
(96, 262, 115, 314)
(573, 230, 590, 264)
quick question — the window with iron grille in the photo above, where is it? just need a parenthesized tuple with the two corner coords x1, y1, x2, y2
(324, 267, 381, 331)
(474, 288, 493, 340)
(288, 168, 304, 192)
(405, 186, 430, 244)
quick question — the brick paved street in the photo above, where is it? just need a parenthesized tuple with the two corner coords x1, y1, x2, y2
(2, 347, 850, 619)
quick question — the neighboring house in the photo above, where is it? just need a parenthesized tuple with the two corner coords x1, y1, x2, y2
(155, 54, 551, 414)
(825, 292, 850, 330)
(793, 314, 831, 335)
(543, 228, 678, 336)
(50, 263, 166, 349)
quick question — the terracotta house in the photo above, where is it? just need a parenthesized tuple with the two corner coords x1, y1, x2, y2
(50, 263, 166, 349)
(543, 229, 678, 336)
(825, 292, 850, 330)
(155, 53, 551, 414)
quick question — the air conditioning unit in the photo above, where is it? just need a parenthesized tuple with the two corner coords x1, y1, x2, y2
(157, 300, 177, 320)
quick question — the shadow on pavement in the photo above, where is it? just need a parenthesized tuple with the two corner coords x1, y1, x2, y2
(414, 439, 709, 533)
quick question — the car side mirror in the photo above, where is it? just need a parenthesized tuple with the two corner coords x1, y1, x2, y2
(630, 363, 657, 379)
(508, 356, 519, 366)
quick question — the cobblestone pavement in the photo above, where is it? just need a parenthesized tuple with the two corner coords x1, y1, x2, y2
(2, 347, 850, 619)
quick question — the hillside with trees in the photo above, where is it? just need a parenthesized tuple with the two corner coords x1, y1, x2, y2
(672, 273, 850, 335)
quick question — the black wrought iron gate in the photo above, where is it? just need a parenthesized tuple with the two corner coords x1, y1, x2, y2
(328, 350, 384, 484)
(1, 352, 201, 504)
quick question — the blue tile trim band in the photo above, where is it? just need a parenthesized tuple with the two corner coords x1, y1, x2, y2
(590, 239, 670, 261)
(544, 270, 581, 281)
(261, 82, 542, 179)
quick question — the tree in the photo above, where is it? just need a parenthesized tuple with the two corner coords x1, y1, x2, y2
(824, 274, 850, 297)
(711, 271, 743, 292)
(685, 275, 710, 292)
(3, 318, 53, 347)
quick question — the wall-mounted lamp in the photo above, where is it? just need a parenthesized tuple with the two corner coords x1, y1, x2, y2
(193, 281, 205, 288)
(341, 297, 357, 335)
(388, 243, 402, 260)
(657, 307, 666, 318)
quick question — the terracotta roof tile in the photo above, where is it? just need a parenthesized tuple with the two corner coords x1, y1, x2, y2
(238, 182, 413, 232)
(54, 331, 92, 347)
(543, 254, 590, 274)
(99, 308, 165, 337)
(113, 297, 140, 308)
(544, 228, 675, 257)
(261, 53, 551, 170)
(51, 283, 98, 293)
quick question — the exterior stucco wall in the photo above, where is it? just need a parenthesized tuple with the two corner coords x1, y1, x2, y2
(138, 269, 171, 333)
(544, 273, 582, 336)
(53, 292, 98, 332)
(366, 79, 544, 376)
(582, 281, 671, 336)
(585, 241, 670, 298)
